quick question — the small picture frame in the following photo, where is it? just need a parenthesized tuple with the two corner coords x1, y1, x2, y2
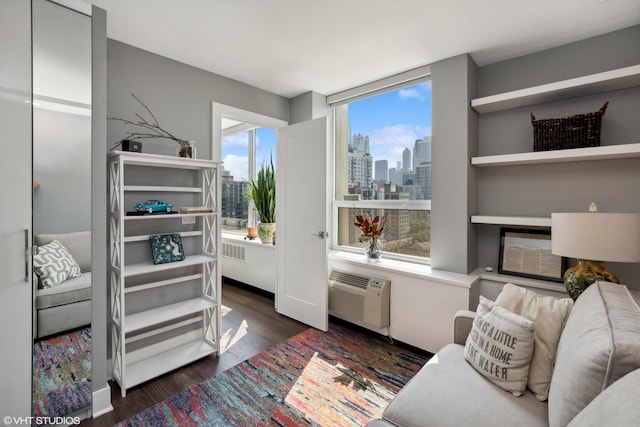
(149, 233, 185, 265)
(498, 228, 566, 282)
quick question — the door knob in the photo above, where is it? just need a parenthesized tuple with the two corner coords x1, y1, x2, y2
(311, 231, 328, 238)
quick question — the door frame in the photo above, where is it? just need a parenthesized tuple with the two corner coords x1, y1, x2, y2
(211, 102, 288, 299)
(211, 103, 288, 163)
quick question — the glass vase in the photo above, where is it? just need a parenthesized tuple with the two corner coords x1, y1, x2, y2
(364, 238, 382, 261)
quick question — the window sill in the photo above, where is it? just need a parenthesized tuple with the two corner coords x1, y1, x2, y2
(222, 232, 275, 249)
(328, 250, 477, 288)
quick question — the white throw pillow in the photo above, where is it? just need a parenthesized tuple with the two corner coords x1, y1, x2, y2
(495, 283, 573, 401)
(464, 296, 535, 397)
(33, 240, 81, 288)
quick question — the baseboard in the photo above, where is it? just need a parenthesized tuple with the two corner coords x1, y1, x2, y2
(92, 384, 113, 418)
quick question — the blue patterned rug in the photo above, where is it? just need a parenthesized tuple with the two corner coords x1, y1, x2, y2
(32, 328, 92, 417)
(117, 321, 430, 426)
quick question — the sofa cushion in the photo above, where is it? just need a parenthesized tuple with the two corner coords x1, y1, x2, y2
(495, 283, 573, 401)
(464, 296, 535, 397)
(35, 272, 92, 309)
(35, 231, 91, 272)
(383, 344, 548, 427)
(567, 369, 640, 427)
(548, 282, 640, 427)
(33, 240, 81, 288)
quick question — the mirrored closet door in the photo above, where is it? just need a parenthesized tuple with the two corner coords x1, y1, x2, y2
(31, 0, 92, 420)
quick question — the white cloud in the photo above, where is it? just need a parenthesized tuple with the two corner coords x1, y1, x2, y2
(369, 124, 431, 165)
(398, 81, 432, 101)
(222, 133, 248, 148)
(222, 154, 249, 181)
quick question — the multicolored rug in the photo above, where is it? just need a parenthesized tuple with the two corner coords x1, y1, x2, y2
(32, 328, 92, 417)
(118, 321, 430, 426)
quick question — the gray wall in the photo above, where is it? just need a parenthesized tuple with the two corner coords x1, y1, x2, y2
(430, 54, 478, 274)
(473, 26, 640, 289)
(107, 40, 290, 159)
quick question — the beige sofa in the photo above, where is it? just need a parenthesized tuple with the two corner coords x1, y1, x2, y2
(34, 231, 92, 338)
(367, 281, 640, 427)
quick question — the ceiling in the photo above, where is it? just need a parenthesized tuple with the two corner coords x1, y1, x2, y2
(87, 0, 639, 99)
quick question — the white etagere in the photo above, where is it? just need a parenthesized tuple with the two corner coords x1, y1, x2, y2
(108, 151, 220, 397)
(471, 64, 640, 228)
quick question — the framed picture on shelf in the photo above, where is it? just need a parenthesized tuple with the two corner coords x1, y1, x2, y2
(498, 228, 566, 282)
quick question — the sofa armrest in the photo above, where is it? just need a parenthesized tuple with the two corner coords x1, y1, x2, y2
(454, 310, 476, 345)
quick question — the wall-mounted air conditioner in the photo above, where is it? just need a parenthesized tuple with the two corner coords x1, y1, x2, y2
(328, 269, 390, 329)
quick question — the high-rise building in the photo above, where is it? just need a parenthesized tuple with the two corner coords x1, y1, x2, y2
(402, 148, 411, 172)
(388, 167, 402, 186)
(413, 136, 431, 170)
(348, 133, 373, 190)
(416, 163, 432, 200)
(221, 168, 249, 224)
(351, 133, 370, 153)
(374, 159, 388, 182)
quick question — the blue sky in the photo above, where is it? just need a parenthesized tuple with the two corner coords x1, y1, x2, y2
(222, 80, 432, 180)
(349, 81, 432, 168)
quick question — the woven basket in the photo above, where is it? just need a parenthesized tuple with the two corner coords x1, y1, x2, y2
(531, 101, 608, 151)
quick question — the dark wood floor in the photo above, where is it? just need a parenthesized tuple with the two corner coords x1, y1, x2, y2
(81, 280, 308, 427)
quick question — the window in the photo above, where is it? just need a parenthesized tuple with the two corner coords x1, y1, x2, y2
(334, 80, 432, 261)
(221, 126, 276, 233)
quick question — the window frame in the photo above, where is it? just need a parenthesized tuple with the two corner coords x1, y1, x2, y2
(330, 73, 432, 265)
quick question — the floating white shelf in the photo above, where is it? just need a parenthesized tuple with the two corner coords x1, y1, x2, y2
(471, 215, 551, 227)
(471, 64, 640, 114)
(472, 143, 640, 167)
(124, 339, 217, 389)
(124, 297, 216, 334)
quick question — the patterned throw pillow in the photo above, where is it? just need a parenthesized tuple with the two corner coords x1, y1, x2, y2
(33, 240, 82, 288)
(464, 296, 535, 396)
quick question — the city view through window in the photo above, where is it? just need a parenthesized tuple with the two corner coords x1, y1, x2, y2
(220, 81, 432, 261)
(337, 81, 432, 259)
(221, 127, 276, 233)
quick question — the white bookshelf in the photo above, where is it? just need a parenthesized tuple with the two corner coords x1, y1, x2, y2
(124, 339, 217, 389)
(108, 151, 220, 397)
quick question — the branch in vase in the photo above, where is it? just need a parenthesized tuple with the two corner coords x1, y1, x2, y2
(108, 93, 190, 149)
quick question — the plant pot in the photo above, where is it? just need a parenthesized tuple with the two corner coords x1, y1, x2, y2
(258, 223, 276, 245)
(247, 227, 258, 239)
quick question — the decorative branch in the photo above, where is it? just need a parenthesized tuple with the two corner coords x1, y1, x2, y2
(109, 93, 190, 150)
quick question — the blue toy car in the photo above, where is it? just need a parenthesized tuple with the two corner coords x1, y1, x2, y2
(135, 199, 174, 213)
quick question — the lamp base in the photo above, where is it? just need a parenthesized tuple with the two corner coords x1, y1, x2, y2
(564, 259, 619, 300)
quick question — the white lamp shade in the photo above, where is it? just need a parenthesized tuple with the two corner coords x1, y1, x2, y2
(551, 213, 640, 263)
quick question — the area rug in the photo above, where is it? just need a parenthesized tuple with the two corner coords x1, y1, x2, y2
(118, 321, 430, 426)
(32, 327, 92, 417)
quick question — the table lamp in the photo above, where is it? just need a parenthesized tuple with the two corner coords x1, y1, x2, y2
(551, 203, 640, 299)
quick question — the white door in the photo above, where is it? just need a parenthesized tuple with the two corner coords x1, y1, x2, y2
(276, 117, 329, 331)
(0, 0, 33, 416)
